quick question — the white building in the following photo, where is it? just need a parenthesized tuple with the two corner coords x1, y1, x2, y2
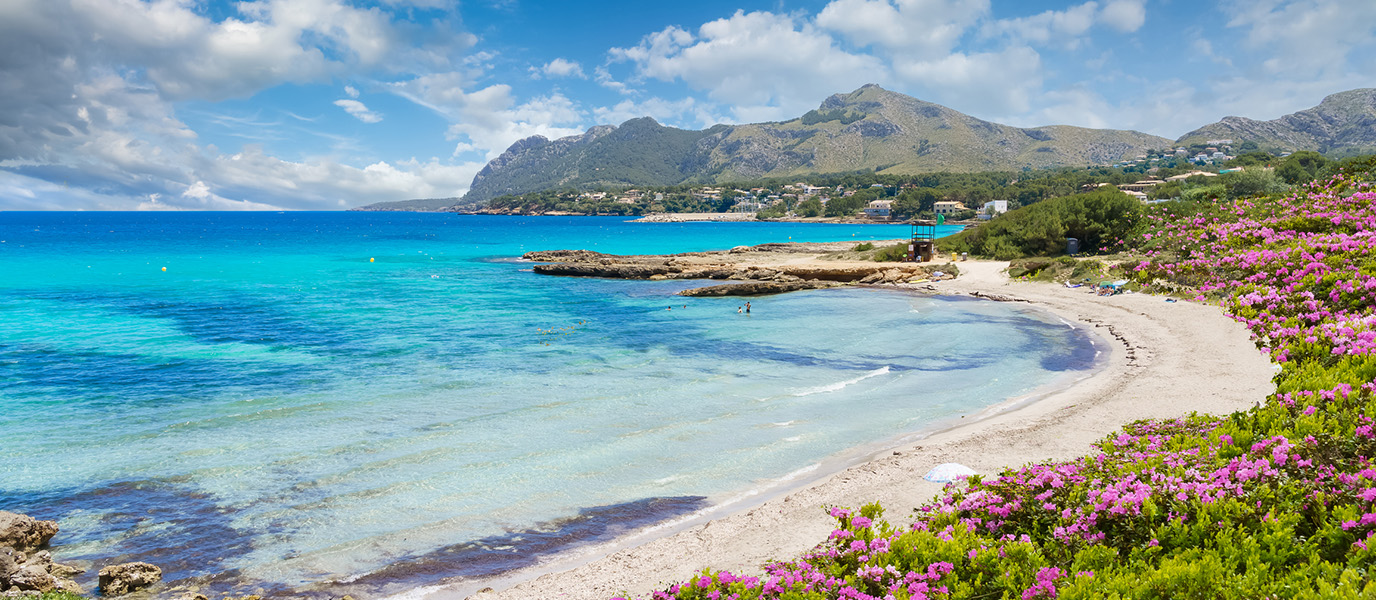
(978, 200, 1009, 220)
(863, 200, 893, 219)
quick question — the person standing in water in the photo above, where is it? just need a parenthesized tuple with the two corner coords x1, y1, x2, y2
(745, 302, 751, 314)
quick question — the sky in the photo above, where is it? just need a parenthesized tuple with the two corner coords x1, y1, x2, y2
(0, 0, 1373, 211)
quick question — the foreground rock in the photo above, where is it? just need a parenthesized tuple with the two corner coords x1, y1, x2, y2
(99, 562, 162, 596)
(0, 513, 84, 595)
(522, 241, 959, 297)
(0, 513, 57, 554)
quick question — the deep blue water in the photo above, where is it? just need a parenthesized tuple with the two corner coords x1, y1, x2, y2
(0, 212, 1097, 596)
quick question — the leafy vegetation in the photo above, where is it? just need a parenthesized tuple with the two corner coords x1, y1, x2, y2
(939, 189, 1142, 260)
(617, 157, 1376, 600)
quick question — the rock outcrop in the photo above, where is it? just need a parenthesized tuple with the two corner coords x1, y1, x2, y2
(0, 512, 57, 553)
(521, 241, 959, 296)
(98, 562, 162, 596)
(0, 513, 85, 596)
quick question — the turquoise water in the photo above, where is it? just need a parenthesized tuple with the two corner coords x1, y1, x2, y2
(0, 213, 1097, 596)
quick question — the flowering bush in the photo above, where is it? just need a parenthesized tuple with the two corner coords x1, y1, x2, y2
(618, 161, 1376, 599)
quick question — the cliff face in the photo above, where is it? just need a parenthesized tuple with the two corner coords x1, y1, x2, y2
(1177, 88, 1376, 154)
(461, 84, 1172, 203)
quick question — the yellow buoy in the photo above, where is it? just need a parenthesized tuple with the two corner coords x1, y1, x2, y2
(161, 267, 167, 272)
(369, 257, 375, 262)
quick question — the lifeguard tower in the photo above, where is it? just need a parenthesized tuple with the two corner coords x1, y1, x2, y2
(906, 219, 937, 262)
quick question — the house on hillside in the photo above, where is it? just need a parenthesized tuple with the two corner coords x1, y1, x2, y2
(1120, 180, 1165, 192)
(1166, 170, 1219, 182)
(978, 200, 1009, 220)
(864, 200, 893, 219)
(934, 201, 967, 216)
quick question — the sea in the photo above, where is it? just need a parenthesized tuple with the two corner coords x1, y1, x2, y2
(0, 212, 1101, 597)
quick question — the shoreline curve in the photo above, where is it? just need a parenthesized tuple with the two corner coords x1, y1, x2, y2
(405, 259, 1275, 600)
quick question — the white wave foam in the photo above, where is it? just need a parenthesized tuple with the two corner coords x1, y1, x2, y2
(791, 366, 891, 397)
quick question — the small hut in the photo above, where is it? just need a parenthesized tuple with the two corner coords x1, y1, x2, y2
(906, 219, 937, 262)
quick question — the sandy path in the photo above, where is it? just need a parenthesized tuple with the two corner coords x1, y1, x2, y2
(427, 260, 1274, 600)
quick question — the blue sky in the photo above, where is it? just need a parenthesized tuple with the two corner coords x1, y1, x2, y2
(0, 0, 1373, 210)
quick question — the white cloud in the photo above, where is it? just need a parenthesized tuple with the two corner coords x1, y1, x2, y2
(334, 99, 383, 123)
(611, 10, 886, 122)
(592, 97, 726, 129)
(536, 58, 586, 79)
(0, 0, 480, 210)
(894, 46, 1043, 117)
(980, 0, 1145, 47)
(593, 66, 631, 94)
(1224, 0, 1376, 75)
(816, 0, 990, 58)
(1099, 0, 1147, 33)
(980, 2, 1099, 45)
(390, 73, 585, 160)
(345, 85, 360, 98)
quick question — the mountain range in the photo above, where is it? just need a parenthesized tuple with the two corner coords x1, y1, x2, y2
(1177, 88, 1376, 155)
(354, 85, 1376, 209)
(459, 84, 1178, 203)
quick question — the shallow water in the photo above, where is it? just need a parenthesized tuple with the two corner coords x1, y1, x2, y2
(0, 213, 1097, 595)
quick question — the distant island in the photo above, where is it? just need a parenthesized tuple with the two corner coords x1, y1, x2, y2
(349, 197, 467, 212)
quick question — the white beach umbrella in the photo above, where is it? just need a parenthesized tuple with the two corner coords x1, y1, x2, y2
(923, 462, 977, 483)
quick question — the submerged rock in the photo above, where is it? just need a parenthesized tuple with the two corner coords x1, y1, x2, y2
(677, 280, 833, 297)
(98, 562, 162, 596)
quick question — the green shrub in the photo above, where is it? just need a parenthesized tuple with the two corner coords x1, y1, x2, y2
(872, 243, 907, 262)
(939, 188, 1140, 259)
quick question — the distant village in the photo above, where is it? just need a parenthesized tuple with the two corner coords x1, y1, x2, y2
(567, 183, 994, 221)
(475, 139, 1316, 221)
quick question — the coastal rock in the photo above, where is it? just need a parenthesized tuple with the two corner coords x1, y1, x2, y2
(0, 513, 58, 553)
(532, 263, 679, 279)
(98, 562, 162, 596)
(677, 280, 831, 297)
(7, 566, 55, 593)
(50, 577, 83, 595)
(522, 249, 615, 262)
(0, 550, 18, 577)
(47, 561, 83, 579)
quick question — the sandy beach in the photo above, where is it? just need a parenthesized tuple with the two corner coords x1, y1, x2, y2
(419, 258, 1275, 600)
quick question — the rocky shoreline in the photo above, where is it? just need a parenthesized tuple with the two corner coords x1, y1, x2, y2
(522, 241, 960, 296)
(1, 511, 161, 599)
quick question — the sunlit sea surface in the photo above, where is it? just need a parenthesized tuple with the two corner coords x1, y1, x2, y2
(0, 213, 1100, 596)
